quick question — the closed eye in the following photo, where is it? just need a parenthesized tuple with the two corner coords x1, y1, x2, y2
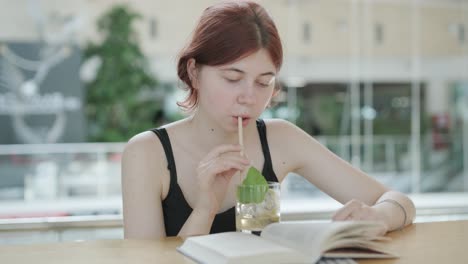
(257, 76, 275, 88)
(225, 78, 241, 83)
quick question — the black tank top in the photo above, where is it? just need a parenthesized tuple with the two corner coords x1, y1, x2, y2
(151, 119, 279, 236)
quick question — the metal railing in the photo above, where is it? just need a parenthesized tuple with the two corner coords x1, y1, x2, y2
(0, 134, 464, 219)
(1, 193, 468, 245)
(0, 142, 125, 203)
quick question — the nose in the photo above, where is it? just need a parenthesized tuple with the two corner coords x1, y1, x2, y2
(237, 84, 256, 105)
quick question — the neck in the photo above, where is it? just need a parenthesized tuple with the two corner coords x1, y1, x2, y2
(187, 110, 257, 153)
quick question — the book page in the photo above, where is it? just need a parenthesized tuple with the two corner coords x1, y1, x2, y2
(261, 221, 342, 257)
(260, 221, 392, 259)
(177, 232, 309, 264)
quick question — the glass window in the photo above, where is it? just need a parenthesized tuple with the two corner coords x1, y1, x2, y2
(1, 0, 468, 244)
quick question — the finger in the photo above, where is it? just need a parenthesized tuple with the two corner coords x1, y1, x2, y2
(345, 215, 353, 221)
(222, 168, 239, 179)
(205, 144, 243, 160)
(357, 206, 373, 220)
(332, 200, 362, 221)
(197, 160, 245, 187)
(344, 210, 363, 221)
(332, 203, 354, 221)
(200, 154, 250, 170)
(208, 159, 249, 175)
(224, 155, 250, 165)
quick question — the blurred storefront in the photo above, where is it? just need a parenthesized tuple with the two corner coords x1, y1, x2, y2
(0, 0, 468, 244)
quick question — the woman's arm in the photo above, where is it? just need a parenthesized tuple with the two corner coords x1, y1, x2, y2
(270, 120, 415, 231)
(121, 132, 167, 239)
(331, 190, 415, 231)
(178, 144, 249, 237)
(123, 132, 249, 238)
(372, 190, 416, 230)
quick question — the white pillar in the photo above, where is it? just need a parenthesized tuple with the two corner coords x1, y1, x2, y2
(363, 0, 374, 172)
(410, 0, 422, 193)
(426, 79, 449, 115)
(350, 0, 361, 168)
(461, 2, 468, 192)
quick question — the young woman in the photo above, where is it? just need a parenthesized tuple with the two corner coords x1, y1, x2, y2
(122, 0, 415, 239)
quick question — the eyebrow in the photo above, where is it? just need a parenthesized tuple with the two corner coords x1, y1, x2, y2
(221, 67, 276, 77)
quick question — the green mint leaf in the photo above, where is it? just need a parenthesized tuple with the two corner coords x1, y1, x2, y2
(237, 166, 268, 204)
(242, 167, 268, 186)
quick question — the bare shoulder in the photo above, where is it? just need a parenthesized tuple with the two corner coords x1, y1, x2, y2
(123, 118, 190, 163)
(263, 118, 292, 131)
(122, 130, 167, 186)
(262, 118, 305, 139)
(124, 131, 165, 162)
(264, 119, 328, 158)
(261, 119, 314, 178)
(121, 130, 169, 238)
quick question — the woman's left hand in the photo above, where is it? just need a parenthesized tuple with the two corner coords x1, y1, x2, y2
(332, 199, 388, 234)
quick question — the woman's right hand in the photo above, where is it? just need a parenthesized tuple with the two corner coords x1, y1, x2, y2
(194, 144, 250, 216)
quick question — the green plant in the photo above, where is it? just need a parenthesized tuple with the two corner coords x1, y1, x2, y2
(83, 5, 160, 142)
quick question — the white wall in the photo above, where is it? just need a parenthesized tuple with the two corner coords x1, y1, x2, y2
(1, 0, 467, 113)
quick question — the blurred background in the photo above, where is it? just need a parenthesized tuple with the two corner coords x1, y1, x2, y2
(1, 0, 467, 244)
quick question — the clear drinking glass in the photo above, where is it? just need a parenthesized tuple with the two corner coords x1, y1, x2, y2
(235, 182, 280, 233)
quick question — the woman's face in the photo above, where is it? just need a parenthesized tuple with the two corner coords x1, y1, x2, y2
(195, 48, 277, 132)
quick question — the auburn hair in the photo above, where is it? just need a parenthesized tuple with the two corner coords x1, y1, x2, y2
(177, 0, 283, 111)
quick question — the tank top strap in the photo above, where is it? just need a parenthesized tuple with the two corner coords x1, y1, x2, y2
(256, 119, 279, 182)
(150, 128, 178, 189)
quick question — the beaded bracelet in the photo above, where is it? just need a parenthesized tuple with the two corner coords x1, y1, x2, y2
(377, 199, 407, 231)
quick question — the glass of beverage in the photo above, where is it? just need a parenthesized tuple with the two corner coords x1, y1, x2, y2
(235, 182, 280, 234)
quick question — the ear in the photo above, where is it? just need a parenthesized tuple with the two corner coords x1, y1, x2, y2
(272, 88, 280, 98)
(271, 80, 281, 99)
(267, 82, 281, 108)
(187, 58, 198, 89)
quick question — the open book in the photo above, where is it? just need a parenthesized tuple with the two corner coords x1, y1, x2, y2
(177, 221, 398, 264)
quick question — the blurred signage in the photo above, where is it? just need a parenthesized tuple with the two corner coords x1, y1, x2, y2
(0, 43, 85, 144)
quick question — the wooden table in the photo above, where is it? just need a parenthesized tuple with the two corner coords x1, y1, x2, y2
(1, 220, 467, 264)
